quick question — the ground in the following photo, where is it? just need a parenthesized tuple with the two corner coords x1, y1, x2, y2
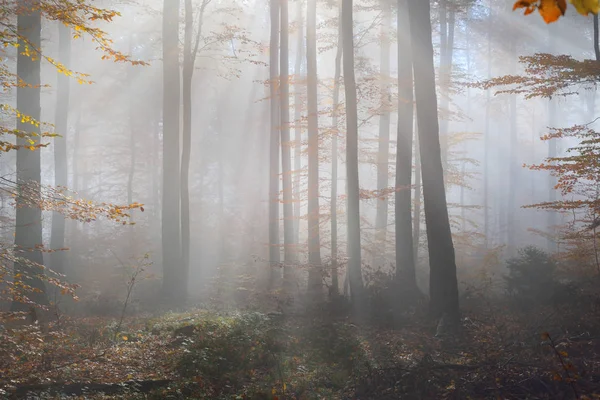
(3, 289, 600, 399)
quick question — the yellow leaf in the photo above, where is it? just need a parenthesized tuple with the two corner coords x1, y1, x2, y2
(570, 0, 600, 15)
(122, 335, 128, 341)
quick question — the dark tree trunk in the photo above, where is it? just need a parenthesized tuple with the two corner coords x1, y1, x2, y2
(374, 0, 391, 268)
(342, 0, 364, 304)
(268, 0, 281, 288)
(407, 0, 459, 320)
(330, 1, 343, 297)
(50, 23, 71, 277)
(395, 0, 416, 286)
(594, 13, 600, 62)
(280, 0, 296, 278)
(306, 0, 322, 295)
(161, 0, 184, 304)
(12, 1, 47, 310)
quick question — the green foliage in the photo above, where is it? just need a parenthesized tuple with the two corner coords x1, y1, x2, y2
(504, 246, 558, 305)
(176, 312, 276, 385)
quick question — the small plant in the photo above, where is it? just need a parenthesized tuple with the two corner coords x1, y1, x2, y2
(504, 246, 557, 306)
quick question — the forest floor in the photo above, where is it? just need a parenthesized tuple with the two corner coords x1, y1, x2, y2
(3, 292, 600, 399)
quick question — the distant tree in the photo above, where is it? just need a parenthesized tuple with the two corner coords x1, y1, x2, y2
(395, 0, 416, 287)
(162, 0, 184, 304)
(49, 23, 71, 278)
(408, 0, 459, 320)
(268, 0, 281, 288)
(342, 0, 364, 305)
(306, 0, 322, 295)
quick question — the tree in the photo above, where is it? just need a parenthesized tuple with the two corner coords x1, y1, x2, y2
(408, 0, 459, 320)
(49, 23, 71, 277)
(374, 0, 391, 267)
(12, 0, 47, 310)
(162, 0, 184, 304)
(306, 0, 322, 295)
(280, 0, 296, 279)
(395, 0, 416, 286)
(330, 0, 343, 297)
(342, 0, 364, 305)
(182, 0, 210, 292)
(269, 0, 281, 287)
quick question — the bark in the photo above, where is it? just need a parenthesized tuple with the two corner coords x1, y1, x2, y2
(293, 0, 304, 244)
(594, 13, 600, 62)
(413, 118, 421, 264)
(547, 26, 557, 253)
(374, 0, 391, 267)
(280, 0, 296, 276)
(407, 0, 459, 320)
(395, 0, 416, 285)
(483, 1, 492, 249)
(342, 0, 364, 304)
(50, 23, 71, 277)
(127, 36, 136, 252)
(268, 0, 281, 288)
(507, 39, 518, 258)
(306, 0, 322, 295)
(330, 1, 343, 297)
(161, 0, 184, 304)
(12, 2, 47, 310)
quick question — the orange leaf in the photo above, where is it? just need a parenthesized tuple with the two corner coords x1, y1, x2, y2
(538, 0, 566, 23)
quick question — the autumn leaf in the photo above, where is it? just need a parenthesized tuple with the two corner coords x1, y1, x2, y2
(570, 0, 600, 15)
(540, 0, 567, 23)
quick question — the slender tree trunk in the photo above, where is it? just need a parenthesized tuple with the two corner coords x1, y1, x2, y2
(395, 0, 416, 285)
(374, 0, 391, 268)
(342, 0, 364, 305)
(594, 13, 600, 62)
(413, 117, 421, 264)
(268, 0, 281, 288)
(330, 2, 343, 297)
(507, 39, 518, 257)
(280, 0, 296, 279)
(50, 23, 71, 277)
(181, 0, 194, 284)
(547, 26, 557, 253)
(306, 0, 322, 295)
(127, 35, 136, 252)
(483, 1, 492, 249)
(293, 0, 304, 244)
(12, 1, 47, 310)
(408, 0, 459, 321)
(161, 0, 184, 304)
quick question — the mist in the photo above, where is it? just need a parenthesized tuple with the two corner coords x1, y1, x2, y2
(3, 0, 600, 398)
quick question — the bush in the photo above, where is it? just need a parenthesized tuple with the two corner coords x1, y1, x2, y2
(504, 246, 559, 307)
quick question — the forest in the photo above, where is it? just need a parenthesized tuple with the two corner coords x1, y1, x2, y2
(2, 0, 600, 398)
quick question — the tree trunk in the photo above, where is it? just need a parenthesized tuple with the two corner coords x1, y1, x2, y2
(374, 0, 391, 268)
(12, 1, 47, 310)
(306, 0, 322, 295)
(330, 1, 343, 297)
(127, 35, 136, 253)
(280, 0, 296, 278)
(483, 1, 492, 249)
(161, 0, 184, 305)
(181, 0, 193, 285)
(50, 23, 71, 277)
(507, 39, 518, 257)
(407, 0, 459, 321)
(547, 26, 557, 253)
(342, 0, 364, 305)
(395, 0, 416, 285)
(594, 13, 600, 62)
(268, 0, 281, 288)
(413, 118, 421, 265)
(293, 0, 304, 244)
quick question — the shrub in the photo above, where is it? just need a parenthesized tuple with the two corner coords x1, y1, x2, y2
(504, 246, 558, 307)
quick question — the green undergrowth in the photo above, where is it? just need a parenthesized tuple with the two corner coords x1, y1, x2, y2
(143, 310, 370, 399)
